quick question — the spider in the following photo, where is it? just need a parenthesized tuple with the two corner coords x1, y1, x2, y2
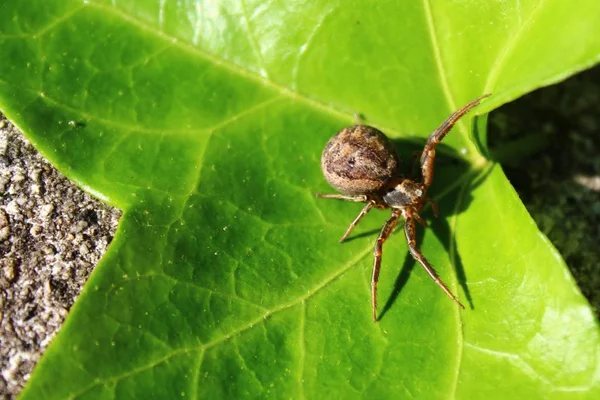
(316, 94, 490, 321)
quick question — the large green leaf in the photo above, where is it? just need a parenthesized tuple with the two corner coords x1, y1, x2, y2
(1, 0, 599, 398)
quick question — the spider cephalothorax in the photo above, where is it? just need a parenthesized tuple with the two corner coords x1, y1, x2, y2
(317, 94, 490, 321)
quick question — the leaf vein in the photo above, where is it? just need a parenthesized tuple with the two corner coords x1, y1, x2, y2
(67, 348, 200, 399)
(448, 177, 471, 399)
(298, 301, 307, 399)
(191, 350, 204, 400)
(0, 5, 84, 39)
(462, 342, 595, 392)
(239, 0, 270, 78)
(290, 6, 336, 90)
(200, 245, 373, 351)
(483, 0, 547, 92)
(87, 1, 354, 124)
(85, 0, 461, 148)
(422, 0, 482, 160)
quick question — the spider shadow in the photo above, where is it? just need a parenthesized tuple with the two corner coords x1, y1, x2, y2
(346, 136, 493, 321)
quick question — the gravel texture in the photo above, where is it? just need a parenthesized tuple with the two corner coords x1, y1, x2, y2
(0, 115, 121, 399)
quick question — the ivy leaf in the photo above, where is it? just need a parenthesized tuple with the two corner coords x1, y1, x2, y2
(1, 1, 599, 398)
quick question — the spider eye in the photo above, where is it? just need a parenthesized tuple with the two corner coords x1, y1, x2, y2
(347, 157, 355, 167)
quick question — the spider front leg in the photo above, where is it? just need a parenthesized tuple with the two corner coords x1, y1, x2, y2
(371, 209, 402, 322)
(315, 193, 368, 202)
(420, 93, 491, 188)
(404, 216, 465, 309)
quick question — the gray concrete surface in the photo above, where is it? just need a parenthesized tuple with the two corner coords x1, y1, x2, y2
(0, 114, 121, 399)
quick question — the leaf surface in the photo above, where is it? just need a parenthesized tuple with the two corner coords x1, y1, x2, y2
(0, 0, 599, 398)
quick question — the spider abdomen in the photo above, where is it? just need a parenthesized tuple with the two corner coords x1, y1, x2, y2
(321, 125, 399, 195)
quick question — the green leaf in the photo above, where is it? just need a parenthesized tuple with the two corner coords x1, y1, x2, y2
(1, 0, 599, 398)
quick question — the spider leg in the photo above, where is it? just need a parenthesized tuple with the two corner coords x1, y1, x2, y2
(404, 216, 465, 309)
(413, 213, 428, 228)
(409, 150, 421, 178)
(339, 201, 375, 243)
(372, 209, 402, 322)
(420, 93, 490, 188)
(427, 198, 439, 217)
(315, 193, 368, 202)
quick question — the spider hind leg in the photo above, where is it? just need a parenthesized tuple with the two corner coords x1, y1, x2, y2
(371, 209, 402, 322)
(404, 216, 465, 309)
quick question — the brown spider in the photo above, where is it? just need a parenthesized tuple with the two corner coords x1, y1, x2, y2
(317, 94, 490, 321)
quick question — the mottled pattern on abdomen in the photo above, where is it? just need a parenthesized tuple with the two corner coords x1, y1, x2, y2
(321, 125, 399, 195)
